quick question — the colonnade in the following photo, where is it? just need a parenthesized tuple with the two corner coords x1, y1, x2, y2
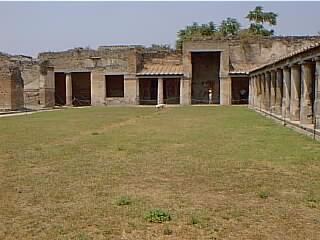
(249, 56, 320, 127)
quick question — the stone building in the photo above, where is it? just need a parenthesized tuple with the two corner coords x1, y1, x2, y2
(1, 36, 320, 110)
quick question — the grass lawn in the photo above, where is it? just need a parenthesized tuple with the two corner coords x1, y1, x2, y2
(1, 106, 320, 240)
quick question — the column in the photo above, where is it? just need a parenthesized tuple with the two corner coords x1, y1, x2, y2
(256, 75, 262, 108)
(39, 66, 55, 107)
(275, 69, 283, 115)
(180, 77, 191, 105)
(300, 61, 314, 124)
(252, 76, 256, 107)
(66, 73, 73, 106)
(265, 72, 271, 111)
(270, 70, 276, 113)
(157, 77, 163, 105)
(260, 74, 266, 110)
(289, 64, 301, 121)
(282, 66, 291, 118)
(220, 77, 232, 105)
(124, 75, 139, 105)
(91, 70, 106, 106)
(249, 77, 252, 106)
(314, 57, 320, 129)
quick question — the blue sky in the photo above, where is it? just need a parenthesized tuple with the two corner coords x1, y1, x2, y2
(1, 1, 320, 57)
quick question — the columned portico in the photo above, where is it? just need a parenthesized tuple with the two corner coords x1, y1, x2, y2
(300, 61, 314, 124)
(290, 64, 301, 121)
(66, 73, 72, 106)
(157, 77, 164, 105)
(248, 44, 320, 139)
(282, 67, 290, 118)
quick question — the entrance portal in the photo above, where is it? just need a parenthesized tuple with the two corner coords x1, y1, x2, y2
(191, 52, 220, 104)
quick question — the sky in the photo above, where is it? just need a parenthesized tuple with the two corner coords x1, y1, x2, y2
(0, 1, 320, 57)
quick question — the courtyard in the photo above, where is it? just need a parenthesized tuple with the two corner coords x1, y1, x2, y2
(1, 106, 320, 239)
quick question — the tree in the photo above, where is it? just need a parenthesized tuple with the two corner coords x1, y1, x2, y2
(246, 6, 278, 36)
(219, 18, 241, 36)
(176, 22, 217, 50)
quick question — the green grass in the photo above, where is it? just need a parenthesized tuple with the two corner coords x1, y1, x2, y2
(1, 106, 320, 239)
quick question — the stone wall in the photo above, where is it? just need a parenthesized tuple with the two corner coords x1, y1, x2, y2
(39, 46, 140, 74)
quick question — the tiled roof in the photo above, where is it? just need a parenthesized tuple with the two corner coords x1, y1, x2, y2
(137, 64, 183, 76)
(250, 42, 320, 73)
(230, 63, 260, 74)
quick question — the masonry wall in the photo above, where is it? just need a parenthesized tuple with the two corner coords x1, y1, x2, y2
(228, 36, 320, 66)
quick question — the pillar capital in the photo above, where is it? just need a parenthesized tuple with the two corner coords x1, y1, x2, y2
(282, 65, 290, 70)
(299, 60, 314, 66)
(314, 56, 320, 62)
(289, 63, 301, 69)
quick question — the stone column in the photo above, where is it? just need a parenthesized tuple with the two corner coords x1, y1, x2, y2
(314, 57, 320, 129)
(91, 69, 106, 106)
(289, 64, 301, 121)
(39, 66, 55, 107)
(260, 74, 266, 110)
(124, 75, 139, 105)
(157, 77, 164, 105)
(66, 73, 73, 106)
(220, 77, 232, 105)
(270, 70, 276, 113)
(265, 72, 271, 111)
(180, 77, 191, 105)
(300, 61, 314, 124)
(256, 75, 262, 109)
(252, 76, 256, 107)
(282, 66, 291, 118)
(275, 69, 283, 115)
(248, 77, 252, 106)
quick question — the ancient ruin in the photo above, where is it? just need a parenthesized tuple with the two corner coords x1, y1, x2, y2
(2, 36, 320, 137)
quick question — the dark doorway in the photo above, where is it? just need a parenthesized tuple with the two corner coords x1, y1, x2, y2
(191, 52, 220, 104)
(71, 72, 91, 106)
(139, 78, 158, 105)
(164, 78, 180, 104)
(231, 77, 249, 104)
(55, 72, 66, 105)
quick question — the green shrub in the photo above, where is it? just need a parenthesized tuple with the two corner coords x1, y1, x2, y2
(116, 196, 132, 206)
(258, 191, 269, 199)
(190, 215, 200, 225)
(145, 209, 172, 223)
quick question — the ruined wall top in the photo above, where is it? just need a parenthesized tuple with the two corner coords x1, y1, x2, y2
(183, 36, 320, 72)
